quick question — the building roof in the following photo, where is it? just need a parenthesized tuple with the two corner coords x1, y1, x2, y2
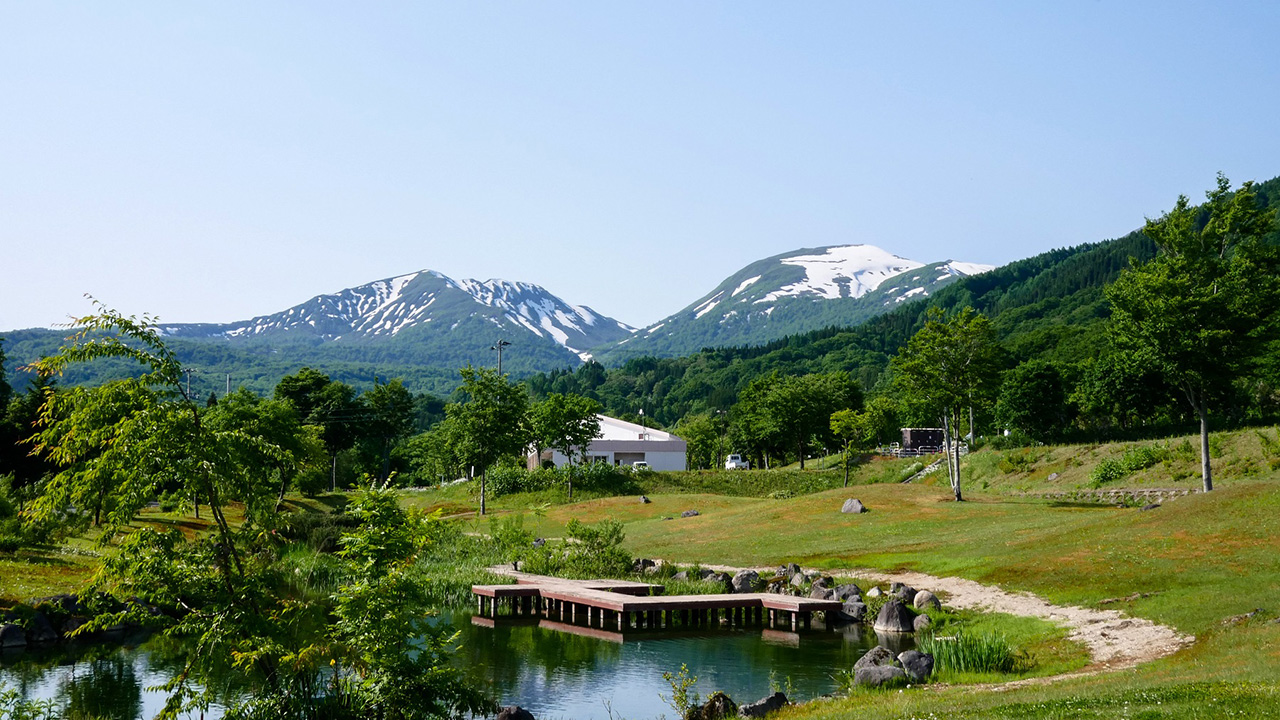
(596, 414, 680, 442)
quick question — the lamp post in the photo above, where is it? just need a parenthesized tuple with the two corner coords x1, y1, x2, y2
(638, 408, 646, 440)
(490, 339, 511, 375)
(716, 409, 727, 470)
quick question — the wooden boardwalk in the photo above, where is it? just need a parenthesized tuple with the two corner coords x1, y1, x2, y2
(472, 568, 843, 634)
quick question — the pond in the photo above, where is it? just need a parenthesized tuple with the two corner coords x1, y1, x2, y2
(1, 613, 910, 719)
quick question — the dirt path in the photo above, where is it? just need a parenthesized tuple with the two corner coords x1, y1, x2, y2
(704, 564, 1194, 675)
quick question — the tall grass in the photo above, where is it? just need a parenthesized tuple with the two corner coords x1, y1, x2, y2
(917, 631, 1023, 675)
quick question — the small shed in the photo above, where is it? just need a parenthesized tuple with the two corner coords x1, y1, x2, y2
(901, 428, 945, 451)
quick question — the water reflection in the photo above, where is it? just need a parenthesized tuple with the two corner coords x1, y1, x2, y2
(3, 614, 909, 720)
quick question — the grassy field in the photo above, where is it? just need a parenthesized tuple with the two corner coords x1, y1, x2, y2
(5, 428, 1279, 718)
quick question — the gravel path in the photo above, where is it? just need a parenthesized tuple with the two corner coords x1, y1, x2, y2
(704, 564, 1194, 674)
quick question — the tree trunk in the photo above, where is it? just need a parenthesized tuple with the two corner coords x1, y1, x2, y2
(969, 405, 976, 445)
(331, 454, 338, 493)
(798, 437, 805, 470)
(1196, 401, 1213, 492)
(479, 467, 487, 516)
(843, 442, 850, 487)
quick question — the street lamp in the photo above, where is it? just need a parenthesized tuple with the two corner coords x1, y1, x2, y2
(490, 339, 511, 375)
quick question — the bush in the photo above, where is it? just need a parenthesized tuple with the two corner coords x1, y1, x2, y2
(917, 631, 1023, 675)
(0, 534, 23, 554)
(1089, 458, 1127, 487)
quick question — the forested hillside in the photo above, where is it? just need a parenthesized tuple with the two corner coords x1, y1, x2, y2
(527, 175, 1280, 434)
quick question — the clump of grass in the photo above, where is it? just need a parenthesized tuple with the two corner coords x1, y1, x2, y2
(917, 631, 1024, 675)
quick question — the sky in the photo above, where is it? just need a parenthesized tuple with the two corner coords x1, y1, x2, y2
(3, 2, 1280, 332)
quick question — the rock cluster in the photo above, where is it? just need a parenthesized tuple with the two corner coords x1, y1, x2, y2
(0, 593, 167, 652)
(850, 646, 936, 687)
(686, 691, 788, 720)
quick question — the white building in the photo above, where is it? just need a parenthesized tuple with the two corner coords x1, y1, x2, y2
(529, 414, 688, 471)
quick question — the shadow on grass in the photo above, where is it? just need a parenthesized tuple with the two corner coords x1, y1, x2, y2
(1046, 501, 1125, 510)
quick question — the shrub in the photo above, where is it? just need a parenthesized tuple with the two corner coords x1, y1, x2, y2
(1089, 458, 1127, 487)
(0, 534, 22, 554)
(917, 631, 1023, 675)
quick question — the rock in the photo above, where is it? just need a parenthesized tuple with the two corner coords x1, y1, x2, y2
(681, 510, 700, 518)
(865, 586, 883, 599)
(34, 594, 82, 617)
(873, 600, 916, 634)
(811, 576, 832, 590)
(1141, 503, 1161, 511)
(532, 538, 545, 548)
(913, 614, 933, 632)
(672, 571, 690, 582)
(898, 650, 935, 682)
(496, 706, 536, 720)
(779, 562, 801, 577)
(789, 573, 807, 588)
(0, 624, 27, 648)
(808, 586, 835, 600)
(633, 558, 658, 573)
(854, 645, 899, 669)
(913, 590, 941, 611)
(690, 691, 738, 720)
(731, 570, 760, 594)
(1047, 472, 1060, 481)
(707, 572, 733, 592)
(739, 691, 788, 718)
(840, 498, 867, 514)
(833, 583, 862, 601)
(26, 613, 58, 644)
(891, 583, 918, 605)
(853, 665, 906, 688)
(695, 568, 717, 580)
(639, 495, 652, 504)
(61, 617, 86, 637)
(838, 600, 868, 622)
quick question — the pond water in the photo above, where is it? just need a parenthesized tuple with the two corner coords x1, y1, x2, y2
(1, 614, 911, 719)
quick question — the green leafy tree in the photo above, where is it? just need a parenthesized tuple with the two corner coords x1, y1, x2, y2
(530, 392, 601, 500)
(891, 307, 1001, 501)
(830, 396, 895, 487)
(673, 412, 720, 470)
(1106, 175, 1280, 491)
(446, 366, 529, 515)
(361, 379, 417, 482)
(994, 360, 1076, 442)
(734, 371, 862, 469)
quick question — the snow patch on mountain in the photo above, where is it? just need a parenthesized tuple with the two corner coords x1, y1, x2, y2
(755, 245, 924, 304)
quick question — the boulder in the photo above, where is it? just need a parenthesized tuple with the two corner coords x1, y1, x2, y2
(811, 576, 832, 590)
(690, 691, 738, 720)
(873, 600, 916, 634)
(1141, 503, 1161, 511)
(833, 583, 862, 602)
(789, 573, 807, 588)
(639, 495, 652, 504)
(853, 665, 906, 688)
(913, 614, 933, 632)
(853, 645, 898, 670)
(532, 538, 545, 548)
(496, 706, 536, 720)
(913, 590, 941, 611)
(633, 558, 658, 573)
(766, 581, 785, 595)
(1047, 472, 1060, 481)
(680, 510, 701, 518)
(838, 601, 868, 622)
(780, 562, 801, 577)
(672, 571, 690, 582)
(26, 613, 58, 644)
(891, 583, 918, 605)
(731, 570, 760, 594)
(808, 586, 835, 600)
(739, 691, 788, 718)
(898, 650, 935, 682)
(840, 498, 867, 514)
(34, 594, 82, 617)
(706, 572, 733, 592)
(0, 624, 27, 648)
(865, 586, 884, 599)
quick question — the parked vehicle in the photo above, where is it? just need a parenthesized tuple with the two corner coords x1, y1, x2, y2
(724, 454, 749, 470)
(631, 461, 650, 471)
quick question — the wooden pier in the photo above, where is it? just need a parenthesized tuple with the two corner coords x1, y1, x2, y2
(472, 569, 843, 635)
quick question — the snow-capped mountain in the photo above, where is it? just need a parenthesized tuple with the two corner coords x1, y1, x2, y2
(162, 270, 634, 362)
(596, 244, 993, 362)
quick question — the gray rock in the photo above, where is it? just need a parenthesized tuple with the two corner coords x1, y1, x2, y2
(913, 590, 941, 610)
(865, 586, 884, 599)
(780, 562, 801, 577)
(496, 706, 536, 720)
(789, 572, 807, 588)
(532, 538, 545, 548)
(1141, 503, 1161, 511)
(811, 576, 832, 590)
(680, 510, 700, 518)
(898, 650, 935, 682)
(1047, 472, 1060, 481)
(833, 583, 862, 601)
(766, 581, 785, 594)
(690, 691, 738, 720)
(731, 570, 760, 594)
(854, 645, 899, 669)
(838, 600, 868, 622)
(0, 624, 27, 648)
(853, 665, 906, 688)
(891, 583, 918, 605)
(739, 691, 788, 718)
(808, 586, 835, 600)
(707, 572, 733, 592)
(873, 600, 916, 633)
(639, 495, 651, 504)
(913, 614, 933, 632)
(632, 558, 657, 573)
(840, 498, 867, 514)
(26, 613, 58, 644)
(672, 570, 690, 582)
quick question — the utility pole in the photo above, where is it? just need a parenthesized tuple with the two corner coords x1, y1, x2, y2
(226, 373, 230, 395)
(183, 368, 198, 399)
(490, 339, 511, 375)
(716, 409, 726, 470)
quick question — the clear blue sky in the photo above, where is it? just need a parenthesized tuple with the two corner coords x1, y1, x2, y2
(3, 2, 1279, 331)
